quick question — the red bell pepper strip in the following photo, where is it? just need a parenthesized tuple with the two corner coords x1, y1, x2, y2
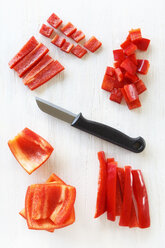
(71, 30, 85, 43)
(84, 36, 102, 53)
(124, 72, 139, 83)
(124, 84, 139, 102)
(51, 34, 66, 48)
(8, 36, 39, 69)
(106, 67, 115, 76)
(107, 158, 115, 163)
(23, 55, 53, 85)
(101, 74, 115, 92)
(119, 166, 133, 226)
(132, 170, 150, 228)
(113, 49, 125, 63)
(61, 41, 74, 53)
(47, 13, 62, 29)
(135, 80, 147, 95)
(71, 45, 87, 58)
(14, 43, 49, 77)
(129, 201, 138, 228)
(129, 28, 142, 42)
(120, 40, 137, 56)
(110, 88, 123, 104)
(94, 151, 107, 218)
(133, 38, 150, 51)
(39, 24, 54, 38)
(27, 60, 64, 90)
(137, 59, 150, 74)
(120, 57, 137, 75)
(60, 22, 77, 37)
(116, 171, 123, 216)
(106, 162, 117, 221)
(8, 128, 54, 174)
(117, 167, 125, 194)
(121, 88, 141, 110)
(115, 68, 123, 82)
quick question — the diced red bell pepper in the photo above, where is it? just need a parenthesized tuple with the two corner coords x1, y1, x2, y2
(51, 34, 66, 48)
(121, 88, 141, 110)
(47, 13, 62, 29)
(128, 54, 137, 65)
(101, 74, 115, 92)
(120, 40, 137, 56)
(110, 88, 123, 104)
(8, 127, 54, 174)
(107, 158, 115, 163)
(113, 49, 125, 62)
(60, 22, 77, 37)
(71, 45, 87, 58)
(61, 41, 74, 53)
(124, 84, 139, 102)
(132, 170, 150, 228)
(120, 57, 137, 75)
(133, 38, 150, 51)
(119, 166, 133, 226)
(71, 30, 85, 42)
(115, 68, 123, 82)
(106, 67, 115, 76)
(134, 80, 147, 95)
(137, 59, 150, 74)
(106, 162, 117, 221)
(94, 151, 107, 218)
(14, 43, 49, 77)
(124, 72, 139, 83)
(23, 55, 53, 85)
(114, 61, 121, 68)
(39, 24, 54, 38)
(27, 60, 64, 90)
(84, 36, 102, 53)
(9, 36, 39, 69)
(129, 28, 142, 42)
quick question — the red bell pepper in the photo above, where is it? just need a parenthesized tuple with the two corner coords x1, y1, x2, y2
(124, 84, 139, 102)
(114, 61, 121, 68)
(120, 40, 137, 56)
(120, 57, 137, 75)
(47, 13, 62, 29)
(129, 28, 142, 42)
(84, 36, 102, 53)
(107, 158, 115, 163)
(132, 170, 150, 228)
(46, 173, 66, 184)
(110, 88, 123, 104)
(113, 49, 125, 63)
(8, 36, 39, 69)
(129, 201, 138, 228)
(124, 72, 139, 83)
(71, 30, 85, 43)
(14, 43, 49, 77)
(121, 88, 141, 110)
(8, 128, 54, 174)
(115, 68, 123, 82)
(135, 80, 147, 95)
(133, 38, 150, 51)
(117, 167, 125, 194)
(128, 54, 137, 65)
(137, 59, 150, 74)
(39, 24, 54, 38)
(60, 22, 77, 37)
(101, 74, 115, 92)
(61, 41, 74, 53)
(51, 34, 66, 48)
(116, 172, 123, 216)
(94, 151, 107, 218)
(106, 67, 115, 76)
(71, 45, 87, 58)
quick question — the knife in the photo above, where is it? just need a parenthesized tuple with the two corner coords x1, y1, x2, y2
(36, 97, 145, 153)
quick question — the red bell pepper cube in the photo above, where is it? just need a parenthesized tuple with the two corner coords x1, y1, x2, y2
(39, 24, 54, 38)
(113, 61, 121, 68)
(47, 13, 62, 29)
(107, 158, 115, 163)
(133, 38, 150, 51)
(8, 36, 39, 69)
(129, 28, 142, 42)
(27, 60, 64, 90)
(94, 151, 107, 218)
(137, 59, 150, 74)
(71, 45, 87, 58)
(84, 36, 102, 53)
(121, 88, 141, 110)
(128, 54, 137, 65)
(71, 30, 85, 42)
(60, 22, 77, 37)
(51, 34, 66, 48)
(113, 49, 125, 62)
(120, 40, 137, 56)
(8, 128, 54, 174)
(132, 170, 150, 228)
(23, 55, 53, 85)
(124, 84, 139, 102)
(124, 72, 139, 83)
(120, 57, 137, 75)
(13, 43, 49, 77)
(106, 67, 115, 76)
(115, 68, 123, 82)
(106, 162, 117, 221)
(119, 166, 133, 226)
(110, 88, 123, 104)
(61, 41, 74, 53)
(134, 79, 147, 95)
(101, 74, 116, 92)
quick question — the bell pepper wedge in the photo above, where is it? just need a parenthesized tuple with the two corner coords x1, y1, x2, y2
(94, 151, 107, 218)
(113, 49, 125, 63)
(137, 59, 150, 74)
(135, 80, 147, 95)
(121, 88, 141, 110)
(71, 30, 85, 43)
(61, 41, 74, 53)
(120, 40, 137, 56)
(120, 57, 137, 75)
(27, 60, 64, 90)
(124, 84, 139, 102)
(13, 43, 49, 77)
(124, 72, 139, 83)
(8, 128, 54, 174)
(106, 67, 115, 76)
(71, 45, 87, 58)
(133, 38, 150, 51)
(119, 166, 133, 226)
(47, 13, 62, 29)
(8, 36, 39, 69)
(39, 24, 54, 38)
(106, 162, 117, 221)
(84, 36, 102, 53)
(60, 22, 77, 37)
(132, 170, 150, 228)
(129, 29, 142, 42)
(115, 68, 123, 82)
(51, 34, 66, 48)
(110, 88, 123, 104)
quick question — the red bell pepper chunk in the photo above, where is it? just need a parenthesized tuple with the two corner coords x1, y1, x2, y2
(132, 170, 150, 228)
(71, 45, 87, 58)
(124, 72, 139, 83)
(137, 59, 150, 74)
(121, 88, 141, 110)
(124, 84, 139, 102)
(84, 36, 102, 53)
(14, 43, 49, 77)
(107, 158, 115, 163)
(61, 41, 74, 53)
(71, 30, 85, 43)
(106, 67, 115, 76)
(9, 36, 39, 69)
(94, 151, 107, 218)
(60, 22, 77, 37)
(101, 74, 115, 92)
(119, 166, 133, 226)
(51, 34, 66, 48)
(8, 128, 54, 174)
(133, 38, 150, 51)
(106, 162, 117, 221)
(129, 28, 142, 42)
(110, 88, 123, 104)
(115, 68, 123, 82)
(113, 49, 125, 62)
(27, 60, 64, 90)
(113, 61, 121, 68)
(120, 40, 137, 56)
(128, 54, 137, 65)
(23, 55, 53, 85)
(135, 79, 147, 95)
(39, 24, 54, 38)
(47, 13, 62, 29)
(120, 57, 137, 75)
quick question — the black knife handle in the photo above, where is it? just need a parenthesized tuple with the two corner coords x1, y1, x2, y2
(71, 113, 145, 153)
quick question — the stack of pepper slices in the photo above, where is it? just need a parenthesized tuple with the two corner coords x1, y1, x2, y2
(95, 151, 150, 228)
(101, 28, 150, 110)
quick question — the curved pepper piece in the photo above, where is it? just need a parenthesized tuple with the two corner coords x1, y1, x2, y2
(47, 13, 62, 29)
(39, 24, 54, 38)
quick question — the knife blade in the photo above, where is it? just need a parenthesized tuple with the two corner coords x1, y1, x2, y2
(36, 97, 145, 153)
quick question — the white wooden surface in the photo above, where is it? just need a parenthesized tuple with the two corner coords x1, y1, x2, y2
(0, 0, 165, 247)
